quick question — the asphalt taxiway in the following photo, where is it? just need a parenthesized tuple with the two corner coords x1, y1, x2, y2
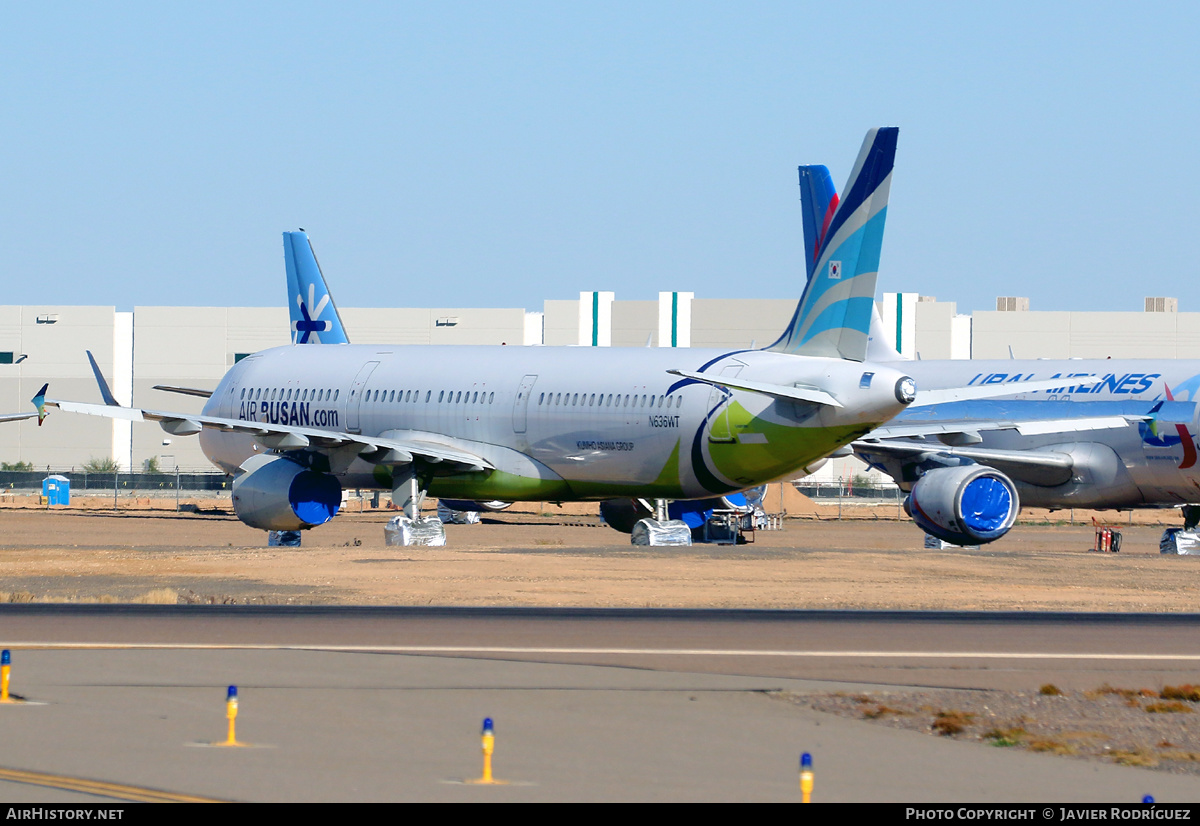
(2, 606, 1200, 802)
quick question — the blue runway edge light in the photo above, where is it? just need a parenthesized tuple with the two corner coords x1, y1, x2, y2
(227, 685, 238, 701)
(801, 752, 812, 769)
(1, 650, 9, 666)
(482, 717, 494, 735)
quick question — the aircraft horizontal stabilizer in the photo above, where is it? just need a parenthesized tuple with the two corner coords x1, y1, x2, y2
(665, 369, 843, 408)
(152, 385, 214, 399)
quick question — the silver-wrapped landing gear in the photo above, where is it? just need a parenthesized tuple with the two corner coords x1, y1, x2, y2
(385, 463, 445, 546)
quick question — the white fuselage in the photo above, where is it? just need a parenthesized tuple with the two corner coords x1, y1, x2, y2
(200, 343, 912, 501)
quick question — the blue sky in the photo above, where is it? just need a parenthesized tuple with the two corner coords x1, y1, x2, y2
(4, 2, 1198, 315)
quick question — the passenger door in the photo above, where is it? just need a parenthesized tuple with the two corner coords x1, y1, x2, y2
(346, 361, 379, 434)
(512, 374, 538, 434)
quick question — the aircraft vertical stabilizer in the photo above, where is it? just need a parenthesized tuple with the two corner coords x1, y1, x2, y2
(285, 231, 350, 345)
(798, 164, 838, 280)
(768, 127, 897, 362)
(798, 162, 902, 362)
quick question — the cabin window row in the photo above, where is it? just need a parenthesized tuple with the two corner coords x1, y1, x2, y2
(535, 392, 680, 409)
(361, 389, 497, 405)
(241, 387, 339, 402)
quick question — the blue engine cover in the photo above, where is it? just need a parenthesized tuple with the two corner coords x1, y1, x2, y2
(905, 465, 1019, 545)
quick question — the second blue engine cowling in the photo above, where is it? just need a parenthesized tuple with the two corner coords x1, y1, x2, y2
(904, 464, 1019, 546)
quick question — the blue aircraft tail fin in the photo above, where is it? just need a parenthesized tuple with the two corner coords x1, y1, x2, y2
(798, 165, 838, 281)
(285, 231, 350, 345)
(768, 127, 898, 361)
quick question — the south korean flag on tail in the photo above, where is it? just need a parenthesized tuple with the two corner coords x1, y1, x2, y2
(828, 260, 842, 280)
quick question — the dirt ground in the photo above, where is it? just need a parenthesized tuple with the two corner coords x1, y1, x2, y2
(782, 686, 1200, 776)
(5, 490, 1200, 774)
(0, 489, 1196, 609)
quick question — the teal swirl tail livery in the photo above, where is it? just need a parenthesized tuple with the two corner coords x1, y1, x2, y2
(768, 127, 897, 362)
(284, 231, 350, 345)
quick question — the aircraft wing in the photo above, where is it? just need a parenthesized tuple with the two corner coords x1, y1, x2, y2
(910, 376, 1098, 407)
(45, 398, 493, 471)
(866, 414, 1143, 441)
(852, 439, 1077, 486)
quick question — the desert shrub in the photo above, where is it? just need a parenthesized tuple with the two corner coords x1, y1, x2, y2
(1160, 685, 1200, 702)
(983, 726, 1026, 747)
(932, 710, 974, 736)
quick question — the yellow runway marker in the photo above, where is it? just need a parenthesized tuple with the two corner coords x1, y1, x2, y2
(220, 685, 241, 746)
(464, 717, 508, 785)
(188, 685, 271, 748)
(1, 649, 14, 703)
(0, 766, 226, 803)
(0, 649, 39, 704)
(196, 685, 268, 748)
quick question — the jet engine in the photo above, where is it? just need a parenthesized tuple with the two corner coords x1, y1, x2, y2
(231, 454, 342, 531)
(599, 498, 655, 533)
(904, 464, 1019, 546)
(436, 499, 513, 513)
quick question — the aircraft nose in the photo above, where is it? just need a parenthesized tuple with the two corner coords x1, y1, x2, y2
(894, 375, 916, 405)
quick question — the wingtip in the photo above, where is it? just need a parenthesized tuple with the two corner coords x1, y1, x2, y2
(31, 383, 48, 426)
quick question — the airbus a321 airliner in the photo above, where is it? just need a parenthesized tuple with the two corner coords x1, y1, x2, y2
(32, 128, 922, 537)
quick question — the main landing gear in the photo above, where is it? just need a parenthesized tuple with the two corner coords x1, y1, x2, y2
(385, 464, 445, 546)
(1160, 505, 1200, 555)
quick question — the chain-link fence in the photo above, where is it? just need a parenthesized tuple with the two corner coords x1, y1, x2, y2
(0, 469, 230, 493)
(793, 482, 903, 502)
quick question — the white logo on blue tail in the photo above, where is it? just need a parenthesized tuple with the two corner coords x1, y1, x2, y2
(294, 283, 332, 343)
(284, 231, 350, 345)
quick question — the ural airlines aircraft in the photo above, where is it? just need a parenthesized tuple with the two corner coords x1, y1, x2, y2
(797, 164, 1200, 546)
(36, 128, 924, 536)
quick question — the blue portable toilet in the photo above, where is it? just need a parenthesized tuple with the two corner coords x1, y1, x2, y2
(43, 474, 70, 506)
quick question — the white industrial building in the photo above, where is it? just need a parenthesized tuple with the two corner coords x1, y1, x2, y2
(0, 293, 1194, 483)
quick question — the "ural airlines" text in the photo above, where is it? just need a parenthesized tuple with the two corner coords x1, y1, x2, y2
(967, 372, 1161, 396)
